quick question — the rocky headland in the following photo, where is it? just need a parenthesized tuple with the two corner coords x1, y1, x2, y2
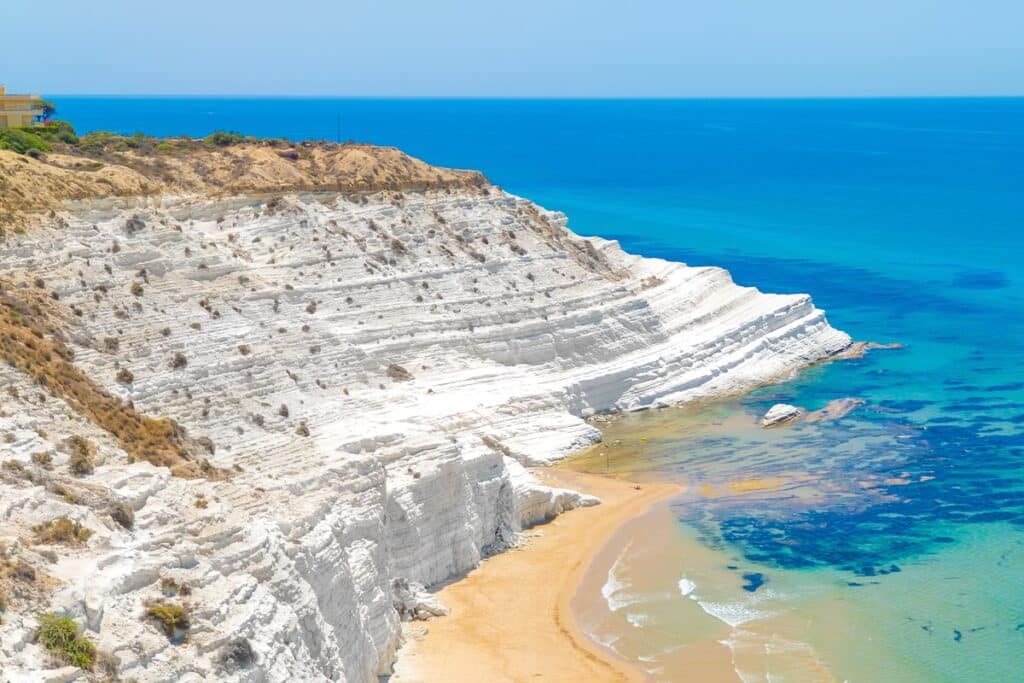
(0, 138, 851, 681)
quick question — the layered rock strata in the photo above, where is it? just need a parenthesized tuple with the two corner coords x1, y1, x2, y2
(0, 185, 850, 681)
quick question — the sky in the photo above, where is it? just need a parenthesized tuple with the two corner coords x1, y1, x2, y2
(3, 0, 1023, 97)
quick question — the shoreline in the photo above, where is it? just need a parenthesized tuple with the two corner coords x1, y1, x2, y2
(389, 468, 681, 682)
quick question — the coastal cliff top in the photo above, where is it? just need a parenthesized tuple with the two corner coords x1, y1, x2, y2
(0, 126, 487, 230)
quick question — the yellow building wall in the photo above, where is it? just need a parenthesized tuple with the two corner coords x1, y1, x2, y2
(0, 86, 44, 128)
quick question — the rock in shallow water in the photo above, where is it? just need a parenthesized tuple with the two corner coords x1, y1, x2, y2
(760, 403, 805, 427)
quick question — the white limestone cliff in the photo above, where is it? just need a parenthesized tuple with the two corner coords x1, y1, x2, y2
(0, 187, 850, 681)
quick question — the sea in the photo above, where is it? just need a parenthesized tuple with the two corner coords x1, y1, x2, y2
(51, 97, 1024, 682)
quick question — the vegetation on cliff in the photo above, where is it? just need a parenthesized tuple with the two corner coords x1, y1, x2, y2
(0, 120, 487, 234)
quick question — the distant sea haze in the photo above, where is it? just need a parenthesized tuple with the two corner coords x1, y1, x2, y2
(56, 96, 1024, 682)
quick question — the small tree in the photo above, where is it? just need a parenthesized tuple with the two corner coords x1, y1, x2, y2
(38, 100, 57, 122)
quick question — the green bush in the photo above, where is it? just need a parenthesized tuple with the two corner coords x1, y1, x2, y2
(36, 613, 96, 669)
(205, 130, 245, 147)
(78, 131, 126, 154)
(146, 601, 190, 638)
(0, 128, 52, 155)
(30, 121, 79, 145)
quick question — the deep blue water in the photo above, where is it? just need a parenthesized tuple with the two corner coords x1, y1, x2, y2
(52, 97, 1024, 680)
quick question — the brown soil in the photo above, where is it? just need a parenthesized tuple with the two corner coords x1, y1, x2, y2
(0, 141, 486, 230)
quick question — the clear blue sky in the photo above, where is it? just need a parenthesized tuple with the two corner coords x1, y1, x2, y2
(3, 0, 1022, 97)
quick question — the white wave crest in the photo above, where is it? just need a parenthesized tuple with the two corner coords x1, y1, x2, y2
(601, 543, 643, 611)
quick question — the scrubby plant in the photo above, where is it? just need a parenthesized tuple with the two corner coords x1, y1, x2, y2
(51, 483, 83, 505)
(169, 352, 187, 369)
(34, 517, 92, 545)
(237, 344, 251, 356)
(3, 460, 27, 477)
(159, 577, 191, 597)
(295, 422, 310, 437)
(36, 613, 96, 669)
(205, 130, 245, 147)
(66, 435, 96, 475)
(31, 451, 53, 468)
(130, 282, 144, 297)
(145, 601, 190, 639)
(0, 127, 53, 155)
(116, 368, 134, 384)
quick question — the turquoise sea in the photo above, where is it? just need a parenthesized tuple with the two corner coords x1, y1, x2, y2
(53, 97, 1024, 681)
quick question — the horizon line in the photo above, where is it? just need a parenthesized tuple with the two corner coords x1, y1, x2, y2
(43, 93, 1024, 101)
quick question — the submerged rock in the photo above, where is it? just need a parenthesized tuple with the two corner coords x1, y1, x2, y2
(805, 397, 865, 422)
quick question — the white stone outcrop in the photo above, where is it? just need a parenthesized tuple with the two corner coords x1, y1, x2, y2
(759, 403, 805, 427)
(0, 188, 850, 681)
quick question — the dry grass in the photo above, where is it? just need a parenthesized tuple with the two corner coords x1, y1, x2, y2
(0, 282, 223, 479)
(0, 141, 486, 231)
(33, 517, 92, 545)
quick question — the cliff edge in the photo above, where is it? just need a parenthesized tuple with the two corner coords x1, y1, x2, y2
(0, 141, 850, 681)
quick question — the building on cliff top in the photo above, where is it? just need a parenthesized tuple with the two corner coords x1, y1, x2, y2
(0, 85, 46, 128)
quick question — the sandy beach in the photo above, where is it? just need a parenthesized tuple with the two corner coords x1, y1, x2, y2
(389, 471, 753, 683)
(389, 469, 681, 682)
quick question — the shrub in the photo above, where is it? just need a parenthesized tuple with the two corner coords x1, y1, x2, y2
(295, 422, 310, 437)
(237, 344, 251, 356)
(160, 577, 191, 596)
(66, 435, 96, 475)
(28, 119, 77, 145)
(9, 560, 37, 583)
(205, 131, 245, 147)
(169, 352, 187, 369)
(51, 483, 83, 505)
(116, 368, 134, 384)
(3, 460, 27, 477)
(145, 601, 190, 638)
(277, 404, 289, 418)
(34, 517, 92, 545)
(130, 282, 144, 297)
(31, 451, 53, 468)
(36, 613, 96, 669)
(0, 127, 52, 155)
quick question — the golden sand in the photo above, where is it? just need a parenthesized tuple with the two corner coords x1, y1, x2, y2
(391, 469, 679, 682)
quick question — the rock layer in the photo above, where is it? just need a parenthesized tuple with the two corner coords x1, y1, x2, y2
(0, 187, 850, 681)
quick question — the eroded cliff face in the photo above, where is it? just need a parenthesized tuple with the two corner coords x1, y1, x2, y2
(0, 187, 849, 681)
